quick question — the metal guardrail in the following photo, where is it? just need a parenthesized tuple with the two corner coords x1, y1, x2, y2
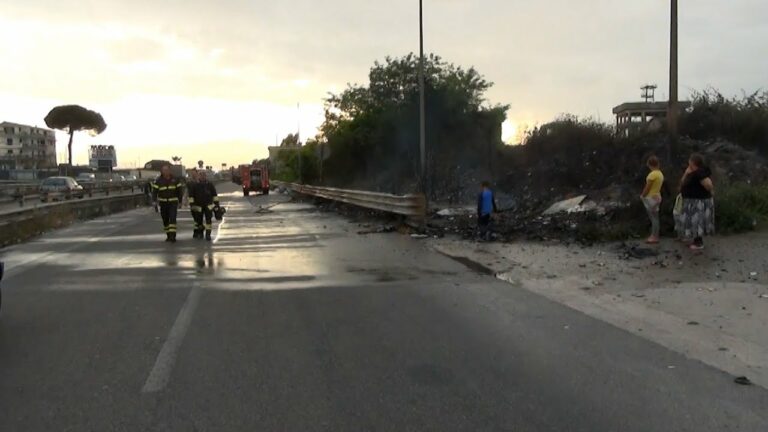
(273, 181, 426, 219)
(0, 181, 150, 208)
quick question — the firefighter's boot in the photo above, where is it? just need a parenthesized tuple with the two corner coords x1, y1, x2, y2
(170, 232, 177, 243)
(205, 230, 212, 242)
(165, 232, 172, 242)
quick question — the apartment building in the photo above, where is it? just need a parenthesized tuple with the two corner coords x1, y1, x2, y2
(0, 121, 58, 169)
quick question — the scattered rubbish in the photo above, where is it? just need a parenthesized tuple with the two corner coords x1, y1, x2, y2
(760, 294, 768, 299)
(667, 366, 676, 370)
(749, 272, 758, 279)
(436, 208, 473, 217)
(715, 272, 721, 278)
(563, 325, 570, 330)
(631, 293, 646, 298)
(617, 243, 659, 260)
(734, 376, 753, 386)
(410, 234, 429, 239)
(718, 347, 729, 352)
(358, 225, 396, 235)
(687, 321, 700, 326)
(543, 195, 588, 215)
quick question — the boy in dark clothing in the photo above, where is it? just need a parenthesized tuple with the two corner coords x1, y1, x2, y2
(477, 181, 498, 241)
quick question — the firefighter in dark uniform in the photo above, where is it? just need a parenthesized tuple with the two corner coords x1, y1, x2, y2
(188, 170, 220, 241)
(187, 170, 203, 238)
(151, 165, 184, 242)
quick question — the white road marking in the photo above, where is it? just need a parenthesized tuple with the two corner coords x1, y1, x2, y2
(213, 216, 227, 244)
(142, 282, 203, 393)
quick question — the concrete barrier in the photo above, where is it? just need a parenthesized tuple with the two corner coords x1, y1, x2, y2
(0, 193, 149, 248)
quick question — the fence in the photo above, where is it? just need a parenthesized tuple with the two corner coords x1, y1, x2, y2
(273, 181, 426, 220)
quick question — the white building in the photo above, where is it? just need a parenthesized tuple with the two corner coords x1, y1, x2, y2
(0, 121, 57, 169)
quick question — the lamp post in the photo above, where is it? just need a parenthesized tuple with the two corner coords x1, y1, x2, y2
(418, 0, 427, 198)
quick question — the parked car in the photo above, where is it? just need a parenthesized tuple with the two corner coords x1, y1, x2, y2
(39, 176, 85, 201)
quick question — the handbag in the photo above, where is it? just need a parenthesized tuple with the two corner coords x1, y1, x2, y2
(673, 194, 683, 216)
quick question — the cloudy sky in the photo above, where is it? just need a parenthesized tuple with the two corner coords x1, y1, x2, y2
(1, 0, 766, 168)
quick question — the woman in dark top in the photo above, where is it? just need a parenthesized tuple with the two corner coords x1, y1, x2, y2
(676, 153, 715, 250)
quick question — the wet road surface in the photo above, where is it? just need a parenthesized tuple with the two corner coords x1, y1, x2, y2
(1, 183, 766, 431)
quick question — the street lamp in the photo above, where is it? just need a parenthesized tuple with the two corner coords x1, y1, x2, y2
(418, 0, 427, 198)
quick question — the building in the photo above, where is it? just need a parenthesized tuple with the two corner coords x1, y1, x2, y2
(613, 86, 691, 137)
(0, 121, 57, 169)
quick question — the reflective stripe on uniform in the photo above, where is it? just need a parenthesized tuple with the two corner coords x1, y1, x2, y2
(191, 206, 202, 212)
(152, 183, 160, 189)
(204, 224, 212, 230)
(158, 197, 180, 202)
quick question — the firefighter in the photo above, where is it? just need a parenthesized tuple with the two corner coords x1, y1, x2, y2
(188, 170, 219, 241)
(151, 164, 184, 242)
(187, 170, 203, 238)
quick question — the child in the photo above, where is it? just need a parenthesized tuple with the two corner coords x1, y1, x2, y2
(477, 181, 498, 241)
(640, 156, 664, 244)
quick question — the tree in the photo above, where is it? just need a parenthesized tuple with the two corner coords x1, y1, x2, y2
(280, 133, 300, 147)
(319, 53, 508, 194)
(44, 105, 107, 168)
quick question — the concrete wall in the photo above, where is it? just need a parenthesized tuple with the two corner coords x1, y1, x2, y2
(0, 193, 149, 248)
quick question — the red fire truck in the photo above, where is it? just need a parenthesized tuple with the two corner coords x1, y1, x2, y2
(239, 163, 270, 196)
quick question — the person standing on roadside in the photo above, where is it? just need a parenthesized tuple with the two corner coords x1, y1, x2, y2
(640, 156, 665, 244)
(151, 164, 184, 243)
(477, 181, 498, 241)
(678, 153, 715, 251)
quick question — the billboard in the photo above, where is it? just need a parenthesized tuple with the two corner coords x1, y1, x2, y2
(88, 145, 117, 171)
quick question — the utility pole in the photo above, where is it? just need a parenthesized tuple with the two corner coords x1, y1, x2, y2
(418, 0, 427, 199)
(297, 102, 302, 184)
(668, 0, 679, 152)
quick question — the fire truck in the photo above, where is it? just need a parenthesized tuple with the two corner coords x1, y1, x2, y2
(239, 163, 270, 196)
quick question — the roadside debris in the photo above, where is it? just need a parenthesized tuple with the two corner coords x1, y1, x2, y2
(734, 376, 753, 386)
(410, 234, 429, 240)
(616, 243, 659, 260)
(358, 225, 396, 235)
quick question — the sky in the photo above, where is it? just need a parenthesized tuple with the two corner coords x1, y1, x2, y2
(1, 0, 766, 168)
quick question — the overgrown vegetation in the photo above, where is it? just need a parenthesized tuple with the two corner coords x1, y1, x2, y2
(716, 183, 768, 233)
(680, 89, 768, 154)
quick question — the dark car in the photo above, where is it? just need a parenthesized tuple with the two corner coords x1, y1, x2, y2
(39, 176, 85, 201)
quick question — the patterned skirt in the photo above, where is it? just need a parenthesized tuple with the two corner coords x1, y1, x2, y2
(675, 198, 715, 238)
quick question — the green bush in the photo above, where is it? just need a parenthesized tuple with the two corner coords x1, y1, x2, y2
(715, 183, 768, 233)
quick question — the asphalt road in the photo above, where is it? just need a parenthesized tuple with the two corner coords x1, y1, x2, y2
(0, 183, 766, 431)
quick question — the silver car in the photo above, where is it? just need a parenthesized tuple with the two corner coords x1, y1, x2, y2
(39, 176, 85, 201)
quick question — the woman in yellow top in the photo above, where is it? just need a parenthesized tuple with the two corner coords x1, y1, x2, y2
(640, 156, 664, 244)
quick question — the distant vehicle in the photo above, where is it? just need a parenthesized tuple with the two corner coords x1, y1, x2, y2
(76, 172, 96, 183)
(240, 163, 270, 196)
(39, 176, 85, 201)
